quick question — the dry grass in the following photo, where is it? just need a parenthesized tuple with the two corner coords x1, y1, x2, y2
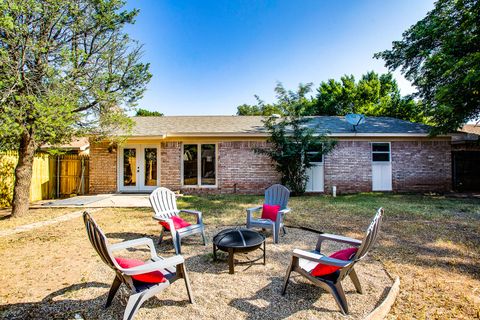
(0, 207, 80, 231)
(0, 193, 479, 319)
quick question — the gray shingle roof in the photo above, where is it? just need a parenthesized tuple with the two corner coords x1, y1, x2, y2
(127, 115, 432, 137)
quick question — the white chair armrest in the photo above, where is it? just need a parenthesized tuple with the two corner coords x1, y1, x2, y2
(180, 209, 203, 225)
(293, 249, 351, 268)
(109, 238, 157, 260)
(279, 208, 290, 214)
(120, 255, 185, 276)
(317, 233, 362, 246)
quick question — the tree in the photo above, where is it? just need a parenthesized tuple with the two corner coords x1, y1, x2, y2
(255, 84, 335, 195)
(0, 0, 151, 216)
(374, 0, 480, 133)
(313, 72, 425, 123)
(237, 83, 315, 116)
(136, 108, 163, 116)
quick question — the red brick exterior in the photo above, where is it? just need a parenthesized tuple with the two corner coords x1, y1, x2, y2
(89, 141, 117, 193)
(324, 141, 372, 194)
(216, 141, 280, 194)
(88, 138, 452, 195)
(391, 141, 451, 192)
(160, 142, 182, 190)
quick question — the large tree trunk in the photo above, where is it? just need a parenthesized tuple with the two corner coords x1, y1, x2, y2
(11, 133, 36, 216)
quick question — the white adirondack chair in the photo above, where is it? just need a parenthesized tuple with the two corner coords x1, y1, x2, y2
(281, 208, 384, 315)
(83, 211, 194, 320)
(246, 184, 291, 243)
(149, 187, 207, 254)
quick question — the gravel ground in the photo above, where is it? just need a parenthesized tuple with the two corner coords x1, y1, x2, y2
(0, 222, 393, 320)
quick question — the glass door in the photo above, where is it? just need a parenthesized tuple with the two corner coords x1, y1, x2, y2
(119, 145, 159, 192)
(142, 146, 159, 190)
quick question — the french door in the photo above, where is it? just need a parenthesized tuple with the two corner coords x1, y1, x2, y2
(119, 145, 160, 192)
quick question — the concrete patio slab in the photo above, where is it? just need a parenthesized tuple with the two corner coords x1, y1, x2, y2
(33, 194, 151, 208)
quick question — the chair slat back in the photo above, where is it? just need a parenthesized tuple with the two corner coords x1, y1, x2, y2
(264, 184, 290, 209)
(355, 207, 383, 260)
(83, 211, 116, 270)
(339, 208, 383, 280)
(149, 187, 180, 218)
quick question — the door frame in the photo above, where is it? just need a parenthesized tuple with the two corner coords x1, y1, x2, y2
(371, 142, 392, 191)
(117, 144, 161, 192)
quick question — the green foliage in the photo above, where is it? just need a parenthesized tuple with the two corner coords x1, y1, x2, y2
(0, 0, 152, 150)
(237, 74, 425, 124)
(375, 0, 480, 133)
(0, 153, 16, 207)
(255, 85, 335, 195)
(313, 72, 426, 123)
(135, 108, 164, 116)
(237, 83, 315, 116)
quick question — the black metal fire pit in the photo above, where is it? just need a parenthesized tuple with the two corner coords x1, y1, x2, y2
(212, 228, 266, 274)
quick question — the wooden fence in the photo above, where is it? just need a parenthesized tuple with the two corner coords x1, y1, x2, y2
(0, 152, 89, 207)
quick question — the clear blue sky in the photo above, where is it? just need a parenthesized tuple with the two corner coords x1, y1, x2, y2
(124, 0, 435, 115)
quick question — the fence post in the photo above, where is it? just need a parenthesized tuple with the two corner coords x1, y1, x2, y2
(56, 156, 60, 198)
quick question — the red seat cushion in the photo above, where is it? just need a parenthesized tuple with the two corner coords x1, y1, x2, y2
(261, 204, 281, 221)
(115, 257, 166, 283)
(310, 247, 358, 277)
(159, 216, 191, 231)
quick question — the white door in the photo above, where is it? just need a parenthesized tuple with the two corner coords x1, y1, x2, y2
(371, 143, 392, 191)
(305, 149, 324, 192)
(306, 163, 324, 192)
(119, 145, 160, 192)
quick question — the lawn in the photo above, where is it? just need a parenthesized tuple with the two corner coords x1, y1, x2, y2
(0, 193, 479, 319)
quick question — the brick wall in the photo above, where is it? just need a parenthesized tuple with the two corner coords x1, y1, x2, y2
(160, 142, 182, 190)
(89, 141, 117, 193)
(215, 141, 280, 194)
(88, 138, 451, 195)
(324, 141, 372, 194)
(391, 140, 451, 192)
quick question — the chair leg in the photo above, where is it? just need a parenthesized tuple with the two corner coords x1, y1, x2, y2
(123, 292, 147, 320)
(282, 225, 287, 235)
(172, 233, 181, 254)
(201, 228, 207, 246)
(179, 263, 195, 304)
(158, 226, 164, 245)
(281, 260, 294, 295)
(327, 282, 349, 315)
(273, 224, 280, 244)
(349, 268, 363, 294)
(105, 275, 122, 308)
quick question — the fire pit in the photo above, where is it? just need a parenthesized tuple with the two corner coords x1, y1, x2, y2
(212, 228, 266, 274)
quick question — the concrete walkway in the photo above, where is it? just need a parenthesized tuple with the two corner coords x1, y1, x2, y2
(0, 208, 101, 238)
(32, 194, 152, 208)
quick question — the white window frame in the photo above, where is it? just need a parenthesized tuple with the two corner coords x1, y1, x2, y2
(181, 143, 218, 188)
(371, 142, 391, 163)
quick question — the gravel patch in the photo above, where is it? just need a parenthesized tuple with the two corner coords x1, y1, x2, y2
(0, 224, 393, 319)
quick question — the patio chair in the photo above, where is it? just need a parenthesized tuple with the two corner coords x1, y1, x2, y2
(83, 211, 194, 320)
(149, 187, 207, 254)
(281, 207, 384, 315)
(246, 184, 290, 243)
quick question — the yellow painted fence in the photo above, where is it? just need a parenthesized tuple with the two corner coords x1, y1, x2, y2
(0, 152, 89, 207)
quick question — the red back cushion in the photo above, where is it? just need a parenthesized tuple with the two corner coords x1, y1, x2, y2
(159, 216, 191, 231)
(310, 247, 358, 277)
(261, 204, 281, 221)
(115, 257, 166, 283)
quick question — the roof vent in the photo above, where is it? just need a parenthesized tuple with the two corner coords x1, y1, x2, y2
(345, 113, 366, 132)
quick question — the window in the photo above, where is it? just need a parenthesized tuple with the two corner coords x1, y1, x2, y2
(306, 146, 323, 163)
(183, 144, 216, 186)
(372, 143, 390, 162)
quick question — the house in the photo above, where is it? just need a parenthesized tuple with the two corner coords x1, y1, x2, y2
(41, 137, 90, 155)
(88, 116, 452, 195)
